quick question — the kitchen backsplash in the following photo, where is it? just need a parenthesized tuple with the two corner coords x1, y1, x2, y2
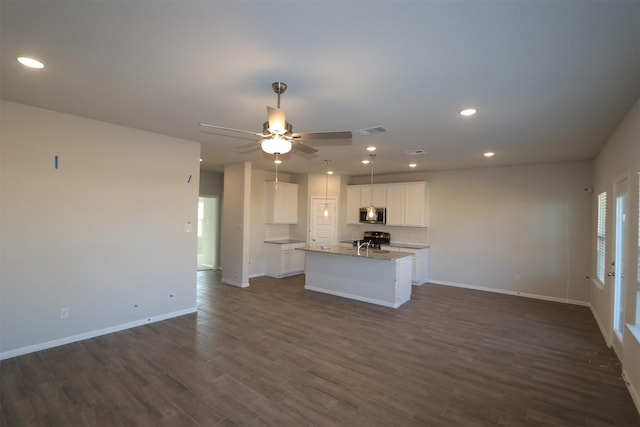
(266, 224, 429, 245)
(264, 224, 290, 241)
(343, 225, 429, 245)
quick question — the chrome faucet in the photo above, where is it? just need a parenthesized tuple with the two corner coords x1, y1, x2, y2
(356, 240, 371, 255)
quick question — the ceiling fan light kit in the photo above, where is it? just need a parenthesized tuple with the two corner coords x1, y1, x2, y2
(199, 81, 354, 161)
(261, 135, 292, 155)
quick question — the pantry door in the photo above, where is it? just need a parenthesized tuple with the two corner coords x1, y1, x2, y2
(309, 196, 337, 246)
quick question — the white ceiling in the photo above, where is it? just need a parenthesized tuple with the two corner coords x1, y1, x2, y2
(1, 1, 638, 176)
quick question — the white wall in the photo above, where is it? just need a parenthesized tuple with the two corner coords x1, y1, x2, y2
(0, 101, 201, 359)
(428, 162, 593, 303)
(349, 162, 593, 303)
(250, 168, 270, 277)
(290, 173, 309, 242)
(592, 97, 640, 410)
(221, 162, 251, 287)
(199, 170, 223, 197)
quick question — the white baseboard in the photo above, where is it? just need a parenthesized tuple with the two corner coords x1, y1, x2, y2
(589, 304, 611, 346)
(0, 307, 197, 361)
(305, 285, 405, 309)
(622, 370, 640, 416)
(427, 280, 590, 306)
(221, 278, 249, 288)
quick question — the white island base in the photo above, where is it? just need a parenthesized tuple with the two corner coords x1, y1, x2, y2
(302, 247, 412, 308)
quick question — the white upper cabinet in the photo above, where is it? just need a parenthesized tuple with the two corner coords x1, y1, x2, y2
(349, 181, 429, 227)
(385, 183, 405, 226)
(403, 182, 429, 227)
(346, 185, 361, 224)
(358, 185, 387, 207)
(265, 181, 298, 224)
(346, 185, 388, 224)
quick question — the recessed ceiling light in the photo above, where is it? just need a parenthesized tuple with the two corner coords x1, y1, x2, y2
(17, 56, 45, 69)
(362, 160, 370, 165)
(460, 108, 477, 117)
(327, 170, 334, 175)
(483, 152, 495, 157)
(409, 163, 417, 168)
(199, 158, 203, 162)
(274, 158, 282, 164)
(366, 146, 376, 152)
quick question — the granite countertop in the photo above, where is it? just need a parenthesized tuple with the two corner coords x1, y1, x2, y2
(299, 245, 413, 261)
(387, 243, 430, 249)
(264, 239, 305, 244)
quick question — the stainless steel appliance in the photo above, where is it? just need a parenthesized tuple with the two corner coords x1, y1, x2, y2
(353, 231, 391, 250)
(359, 207, 386, 224)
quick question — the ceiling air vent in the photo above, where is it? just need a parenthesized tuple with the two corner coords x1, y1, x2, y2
(355, 126, 387, 136)
(404, 149, 426, 155)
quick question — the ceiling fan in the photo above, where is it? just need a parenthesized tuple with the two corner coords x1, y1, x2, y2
(199, 82, 352, 157)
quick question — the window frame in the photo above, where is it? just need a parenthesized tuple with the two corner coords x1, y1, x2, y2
(596, 191, 607, 286)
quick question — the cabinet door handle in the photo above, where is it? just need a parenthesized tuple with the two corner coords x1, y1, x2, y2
(607, 271, 615, 277)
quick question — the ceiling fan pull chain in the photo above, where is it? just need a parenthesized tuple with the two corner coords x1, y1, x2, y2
(274, 154, 280, 190)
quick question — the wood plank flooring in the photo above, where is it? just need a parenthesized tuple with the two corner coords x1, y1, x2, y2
(2, 271, 639, 426)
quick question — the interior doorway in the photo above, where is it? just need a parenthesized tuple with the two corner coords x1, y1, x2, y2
(197, 196, 219, 271)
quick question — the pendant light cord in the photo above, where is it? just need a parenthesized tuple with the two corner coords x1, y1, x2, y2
(370, 154, 376, 201)
(325, 160, 329, 205)
(274, 153, 279, 190)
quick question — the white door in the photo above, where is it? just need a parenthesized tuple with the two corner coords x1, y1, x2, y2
(611, 175, 628, 358)
(309, 197, 337, 246)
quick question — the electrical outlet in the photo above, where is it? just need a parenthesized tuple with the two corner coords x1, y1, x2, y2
(59, 307, 70, 319)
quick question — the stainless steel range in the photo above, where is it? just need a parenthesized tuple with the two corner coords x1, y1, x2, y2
(353, 231, 390, 250)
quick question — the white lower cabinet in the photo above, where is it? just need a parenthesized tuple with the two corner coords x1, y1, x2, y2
(265, 242, 306, 278)
(383, 246, 429, 285)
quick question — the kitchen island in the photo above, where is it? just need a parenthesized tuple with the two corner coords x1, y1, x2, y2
(299, 245, 413, 308)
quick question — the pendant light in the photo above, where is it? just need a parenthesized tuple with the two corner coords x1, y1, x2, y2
(323, 160, 331, 217)
(366, 153, 377, 219)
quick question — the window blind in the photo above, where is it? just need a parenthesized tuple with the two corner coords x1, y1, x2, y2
(596, 191, 607, 284)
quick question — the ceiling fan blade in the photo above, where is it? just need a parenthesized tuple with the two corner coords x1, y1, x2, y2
(266, 106, 287, 134)
(293, 142, 318, 154)
(293, 131, 352, 140)
(237, 140, 262, 149)
(292, 131, 352, 146)
(237, 146, 262, 155)
(199, 123, 265, 137)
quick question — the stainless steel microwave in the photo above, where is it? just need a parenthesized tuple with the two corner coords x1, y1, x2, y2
(359, 207, 386, 224)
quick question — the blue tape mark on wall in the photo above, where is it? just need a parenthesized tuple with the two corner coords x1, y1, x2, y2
(187, 175, 192, 183)
(54, 155, 59, 169)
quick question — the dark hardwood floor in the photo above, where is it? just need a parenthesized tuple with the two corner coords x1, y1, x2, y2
(2, 271, 639, 426)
